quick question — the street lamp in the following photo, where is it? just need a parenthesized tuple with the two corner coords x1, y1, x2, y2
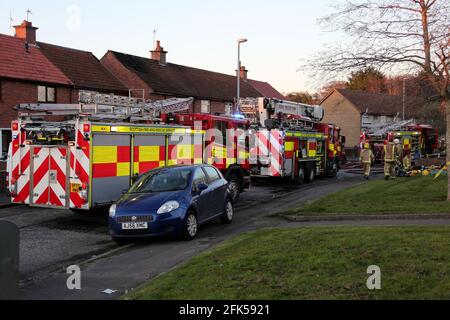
(236, 38, 248, 114)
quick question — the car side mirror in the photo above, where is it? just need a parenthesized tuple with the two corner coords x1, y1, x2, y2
(197, 183, 208, 192)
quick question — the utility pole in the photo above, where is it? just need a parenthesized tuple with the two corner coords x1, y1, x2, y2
(236, 38, 248, 114)
(403, 78, 406, 121)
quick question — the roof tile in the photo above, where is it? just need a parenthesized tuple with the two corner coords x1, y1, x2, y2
(0, 34, 71, 85)
(109, 51, 261, 101)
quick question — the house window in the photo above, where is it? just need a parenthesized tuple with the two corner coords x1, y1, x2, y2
(38, 85, 56, 103)
(201, 100, 211, 114)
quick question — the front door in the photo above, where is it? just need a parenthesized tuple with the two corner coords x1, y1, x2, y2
(30, 146, 69, 208)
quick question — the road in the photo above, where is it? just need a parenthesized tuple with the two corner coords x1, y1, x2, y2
(0, 172, 366, 300)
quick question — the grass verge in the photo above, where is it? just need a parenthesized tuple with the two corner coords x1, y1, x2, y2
(125, 227, 450, 300)
(288, 175, 450, 216)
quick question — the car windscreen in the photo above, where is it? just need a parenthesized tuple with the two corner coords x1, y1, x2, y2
(129, 169, 192, 193)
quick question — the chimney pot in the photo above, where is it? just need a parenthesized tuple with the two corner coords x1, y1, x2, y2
(239, 66, 248, 82)
(14, 20, 38, 45)
(151, 40, 168, 64)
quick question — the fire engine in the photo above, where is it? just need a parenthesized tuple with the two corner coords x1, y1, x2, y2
(241, 98, 344, 184)
(361, 120, 439, 162)
(7, 91, 248, 210)
(393, 124, 439, 156)
(161, 112, 251, 202)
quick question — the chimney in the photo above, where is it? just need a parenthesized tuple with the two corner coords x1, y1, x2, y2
(14, 20, 38, 45)
(239, 66, 248, 82)
(151, 40, 168, 64)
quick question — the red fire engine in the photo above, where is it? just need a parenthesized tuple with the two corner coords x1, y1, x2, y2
(161, 113, 251, 202)
(240, 98, 344, 183)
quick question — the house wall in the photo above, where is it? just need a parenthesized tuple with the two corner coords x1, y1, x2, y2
(321, 91, 362, 148)
(0, 79, 74, 128)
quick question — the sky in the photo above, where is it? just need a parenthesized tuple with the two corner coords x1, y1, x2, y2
(0, 0, 341, 94)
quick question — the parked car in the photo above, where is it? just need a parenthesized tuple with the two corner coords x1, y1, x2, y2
(109, 165, 234, 242)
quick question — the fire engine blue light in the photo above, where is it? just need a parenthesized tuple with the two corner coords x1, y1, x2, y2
(233, 114, 245, 119)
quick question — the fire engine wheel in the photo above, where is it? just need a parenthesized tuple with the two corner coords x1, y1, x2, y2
(296, 166, 305, 185)
(227, 174, 241, 203)
(305, 166, 316, 183)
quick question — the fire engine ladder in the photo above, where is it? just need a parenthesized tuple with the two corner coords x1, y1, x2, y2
(365, 119, 415, 136)
(15, 93, 194, 123)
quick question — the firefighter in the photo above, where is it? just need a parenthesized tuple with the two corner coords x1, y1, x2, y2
(383, 137, 396, 180)
(403, 147, 412, 172)
(360, 142, 374, 180)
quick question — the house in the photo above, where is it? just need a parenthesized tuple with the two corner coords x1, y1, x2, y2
(320, 89, 425, 149)
(238, 66, 286, 100)
(101, 41, 284, 115)
(0, 20, 127, 158)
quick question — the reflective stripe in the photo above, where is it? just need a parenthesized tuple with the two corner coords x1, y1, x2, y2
(117, 162, 131, 177)
(285, 142, 294, 152)
(139, 146, 161, 162)
(93, 146, 117, 164)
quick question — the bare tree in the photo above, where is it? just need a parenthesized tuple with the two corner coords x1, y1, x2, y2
(305, 0, 450, 198)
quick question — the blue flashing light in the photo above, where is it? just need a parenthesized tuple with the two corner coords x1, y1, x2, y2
(233, 114, 245, 119)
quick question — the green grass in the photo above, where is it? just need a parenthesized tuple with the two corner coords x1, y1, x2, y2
(289, 175, 450, 216)
(125, 227, 450, 300)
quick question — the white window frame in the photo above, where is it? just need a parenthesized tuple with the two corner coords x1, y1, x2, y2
(38, 85, 56, 103)
(201, 100, 211, 114)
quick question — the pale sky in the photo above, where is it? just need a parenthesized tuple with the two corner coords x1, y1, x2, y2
(0, 0, 341, 94)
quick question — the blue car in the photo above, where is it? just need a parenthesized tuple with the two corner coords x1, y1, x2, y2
(109, 165, 234, 242)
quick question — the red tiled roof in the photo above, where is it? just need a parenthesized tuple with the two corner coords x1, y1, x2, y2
(38, 42, 127, 92)
(107, 51, 261, 101)
(334, 89, 425, 117)
(248, 79, 285, 100)
(0, 34, 70, 85)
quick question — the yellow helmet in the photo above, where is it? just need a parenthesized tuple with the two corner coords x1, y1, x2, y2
(364, 143, 370, 149)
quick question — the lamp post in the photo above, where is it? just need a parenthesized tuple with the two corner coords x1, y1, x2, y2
(236, 38, 248, 114)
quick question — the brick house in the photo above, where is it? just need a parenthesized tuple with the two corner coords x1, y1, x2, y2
(101, 41, 284, 114)
(238, 66, 286, 100)
(0, 20, 127, 159)
(321, 89, 425, 149)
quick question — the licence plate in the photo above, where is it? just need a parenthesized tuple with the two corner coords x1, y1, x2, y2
(122, 222, 148, 230)
(71, 183, 82, 193)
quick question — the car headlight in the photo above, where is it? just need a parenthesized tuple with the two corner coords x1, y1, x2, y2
(109, 204, 117, 218)
(157, 201, 180, 215)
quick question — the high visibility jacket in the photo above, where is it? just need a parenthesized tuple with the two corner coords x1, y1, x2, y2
(360, 149, 374, 164)
(395, 144, 403, 158)
(384, 143, 396, 162)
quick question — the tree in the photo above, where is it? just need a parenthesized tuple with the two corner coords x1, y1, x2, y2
(318, 81, 348, 99)
(304, 0, 450, 199)
(285, 91, 317, 104)
(347, 67, 387, 93)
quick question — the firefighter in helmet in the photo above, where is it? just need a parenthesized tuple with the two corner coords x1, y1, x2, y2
(402, 145, 412, 171)
(383, 136, 397, 180)
(360, 142, 374, 180)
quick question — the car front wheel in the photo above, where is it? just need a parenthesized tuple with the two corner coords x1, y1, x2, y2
(183, 211, 199, 240)
(221, 199, 234, 224)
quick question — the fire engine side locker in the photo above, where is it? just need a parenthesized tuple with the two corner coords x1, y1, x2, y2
(88, 124, 205, 208)
(90, 134, 132, 206)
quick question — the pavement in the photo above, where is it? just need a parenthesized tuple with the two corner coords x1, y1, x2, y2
(0, 173, 363, 300)
(3, 170, 450, 300)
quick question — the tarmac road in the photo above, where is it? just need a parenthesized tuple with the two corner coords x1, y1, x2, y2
(0, 173, 366, 300)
